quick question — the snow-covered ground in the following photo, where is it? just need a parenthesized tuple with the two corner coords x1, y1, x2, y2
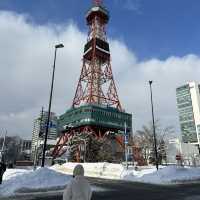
(1, 163, 200, 197)
(122, 166, 200, 184)
(0, 167, 72, 197)
(54, 162, 200, 184)
(52, 162, 125, 179)
(2, 168, 29, 181)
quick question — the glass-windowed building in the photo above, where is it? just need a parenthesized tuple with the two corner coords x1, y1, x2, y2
(176, 82, 200, 143)
(31, 111, 58, 159)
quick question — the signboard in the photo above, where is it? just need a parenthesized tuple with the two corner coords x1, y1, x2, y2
(124, 135, 129, 144)
(176, 154, 182, 161)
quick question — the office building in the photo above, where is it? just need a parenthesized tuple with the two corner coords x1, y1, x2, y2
(176, 82, 200, 144)
(31, 111, 58, 159)
(21, 140, 32, 152)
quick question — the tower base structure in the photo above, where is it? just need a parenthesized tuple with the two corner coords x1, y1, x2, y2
(52, 105, 132, 160)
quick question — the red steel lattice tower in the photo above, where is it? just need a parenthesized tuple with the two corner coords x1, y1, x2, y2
(52, 0, 132, 160)
(72, 0, 122, 111)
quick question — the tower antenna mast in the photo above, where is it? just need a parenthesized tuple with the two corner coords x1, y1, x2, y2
(93, 0, 102, 5)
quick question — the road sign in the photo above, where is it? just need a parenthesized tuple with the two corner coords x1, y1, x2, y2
(176, 154, 182, 161)
(124, 135, 129, 144)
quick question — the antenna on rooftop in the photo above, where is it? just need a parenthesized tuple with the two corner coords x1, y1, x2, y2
(93, 0, 102, 6)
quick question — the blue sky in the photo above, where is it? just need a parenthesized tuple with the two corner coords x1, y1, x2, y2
(1, 0, 200, 137)
(1, 0, 200, 60)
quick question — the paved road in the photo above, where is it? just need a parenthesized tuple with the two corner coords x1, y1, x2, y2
(12, 178, 200, 200)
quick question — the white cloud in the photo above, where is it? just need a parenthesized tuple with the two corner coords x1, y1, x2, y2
(118, 54, 200, 134)
(114, 0, 142, 12)
(0, 11, 85, 138)
(0, 11, 199, 139)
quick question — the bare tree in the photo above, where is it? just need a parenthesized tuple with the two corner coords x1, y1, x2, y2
(0, 136, 22, 164)
(134, 121, 175, 165)
(68, 133, 114, 162)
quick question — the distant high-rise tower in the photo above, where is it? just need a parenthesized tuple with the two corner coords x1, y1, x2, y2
(176, 82, 200, 144)
(52, 0, 132, 160)
(31, 110, 58, 159)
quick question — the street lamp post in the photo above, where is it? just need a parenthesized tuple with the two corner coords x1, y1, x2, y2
(149, 81, 159, 171)
(41, 44, 64, 167)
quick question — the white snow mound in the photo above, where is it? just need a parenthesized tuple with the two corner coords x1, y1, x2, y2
(54, 162, 200, 184)
(0, 167, 72, 197)
(2, 169, 30, 181)
(1, 164, 200, 197)
(122, 166, 200, 184)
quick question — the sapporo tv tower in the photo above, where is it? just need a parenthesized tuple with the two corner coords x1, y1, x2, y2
(52, 0, 132, 160)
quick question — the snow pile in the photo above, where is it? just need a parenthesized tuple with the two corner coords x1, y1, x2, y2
(1, 164, 200, 197)
(100, 163, 124, 178)
(55, 162, 124, 179)
(2, 169, 30, 181)
(57, 162, 106, 176)
(55, 163, 200, 184)
(122, 166, 200, 184)
(0, 167, 72, 197)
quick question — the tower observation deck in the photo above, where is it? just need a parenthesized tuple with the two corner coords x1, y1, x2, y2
(52, 0, 132, 160)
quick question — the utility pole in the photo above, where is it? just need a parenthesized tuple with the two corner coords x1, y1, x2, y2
(124, 122, 128, 170)
(149, 81, 159, 171)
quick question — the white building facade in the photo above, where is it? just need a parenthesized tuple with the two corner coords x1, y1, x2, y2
(166, 138, 199, 165)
